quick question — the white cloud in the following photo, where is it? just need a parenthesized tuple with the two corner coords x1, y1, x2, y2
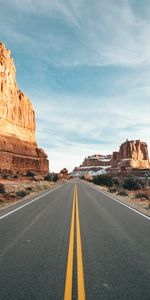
(31, 92, 150, 172)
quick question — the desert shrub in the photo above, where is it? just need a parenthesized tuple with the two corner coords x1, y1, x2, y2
(2, 174, 8, 179)
(112, 178, 119, 185)
(44, 173, 58, 182)
(122, 178, 143, 191)
(135, 193, 149, 200)
(26, 171, 36, 177)
(118, 190, 129, 196)
(44, 174, 53, 181)
(53, 174, 58, 182)
(109, 187, 117, 193)
(26, 187, 32, 191)
(16, 190, 29, 197)
(0, 183, 5, 194)
(93, 175, 113, 187)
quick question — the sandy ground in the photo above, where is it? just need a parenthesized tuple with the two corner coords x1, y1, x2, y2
(91, 183, 150, 217)
(0, 180, 60, 210)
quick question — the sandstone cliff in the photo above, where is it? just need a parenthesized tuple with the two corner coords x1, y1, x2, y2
(0, 42, 49, 174)
(111, 140, 150, 169)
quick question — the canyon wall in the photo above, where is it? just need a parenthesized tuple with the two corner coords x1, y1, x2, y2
(0, 42, 49, 174)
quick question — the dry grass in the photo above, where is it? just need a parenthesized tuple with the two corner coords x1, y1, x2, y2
(0, 180, 57, 209)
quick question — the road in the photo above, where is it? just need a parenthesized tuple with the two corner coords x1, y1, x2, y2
(0, 179, 150, 300)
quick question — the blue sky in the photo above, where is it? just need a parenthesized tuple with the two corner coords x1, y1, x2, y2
(0, 0, 150, 172)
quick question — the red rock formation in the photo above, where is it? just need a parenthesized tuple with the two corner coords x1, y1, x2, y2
(111, 140, 150, 169)
(74, 154, 112, 172)
(81, 154, 112, 167)
(0, 42, 49, 174)
(59, 168, 69, 180)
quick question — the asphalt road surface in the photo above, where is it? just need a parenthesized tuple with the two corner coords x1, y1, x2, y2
(0, 179, 150, 300)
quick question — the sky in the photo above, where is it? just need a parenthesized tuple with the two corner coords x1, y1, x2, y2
(0, 0, 150, 172)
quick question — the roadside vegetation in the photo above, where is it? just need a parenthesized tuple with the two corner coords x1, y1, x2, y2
(87, 175, 150, 209)
(0, 171, 60, 208)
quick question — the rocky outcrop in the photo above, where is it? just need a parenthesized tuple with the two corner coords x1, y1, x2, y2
(111, 140, 150, 169)
(59, 168, 69, 180)
(74, 154, 112, 173)
(0, 42, 49, 174)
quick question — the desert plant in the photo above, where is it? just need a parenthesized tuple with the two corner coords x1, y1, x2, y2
(118, 190, 129, 196)
(16, 190, 29, 197)
(0, 183, 5, 194)
(109, 187, 117, 193)
(112, 178, 119, 185)
(26, 187, 32, 191)
(44, 173, 58, 182)
(93, 175, 113, 187)
(2, 174, 8, 179)
(122, 178, 143, 191)
(53, 174, 58, 182)
(26, 171, 36, 177)
(135, 193, 149, 200)
(44, 174, 53, 181)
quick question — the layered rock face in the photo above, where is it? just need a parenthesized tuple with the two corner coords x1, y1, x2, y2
(74, 154, 112, 172)
(0, 42, 49, 174)
(111, 140, 150, 169)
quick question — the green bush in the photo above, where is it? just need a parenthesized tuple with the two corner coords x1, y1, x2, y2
(53, 174, 58, 182)
(44, 173, 58, 182)
(16, 190, 29, 197)
(135, 193, 149, 200)
(112, 178, 119, 185)
(44, 174, 52, 181)
(0, 183, 5, 194)
(93, 175, 113, 187)
(122, 178, 143, 191)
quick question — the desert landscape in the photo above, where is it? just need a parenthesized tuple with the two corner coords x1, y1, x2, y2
(0, 42, 150, 215)
(0, 2, 150, 299)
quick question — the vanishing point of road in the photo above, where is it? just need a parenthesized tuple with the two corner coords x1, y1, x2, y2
(0, 179, 150, 300)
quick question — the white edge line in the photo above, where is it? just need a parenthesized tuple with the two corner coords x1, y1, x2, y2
(85, 182, 150, 221)
(0, 185, 63, 220)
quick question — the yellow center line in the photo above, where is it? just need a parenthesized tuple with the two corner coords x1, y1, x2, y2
(75, 185, 86, 300)
(64, 184, 86, 300)
(64, 189, 75, 300)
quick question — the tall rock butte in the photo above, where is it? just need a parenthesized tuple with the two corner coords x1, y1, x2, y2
(111, 139, 150, 169)
(0, 42, 49, 174)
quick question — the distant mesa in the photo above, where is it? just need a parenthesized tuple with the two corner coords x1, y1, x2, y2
(72, 140, 150, 178)
(0, 42, 49, 174)
(73, 154, 112, 178)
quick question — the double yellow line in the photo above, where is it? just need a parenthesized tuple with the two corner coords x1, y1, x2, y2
(64, 185, 85, 300)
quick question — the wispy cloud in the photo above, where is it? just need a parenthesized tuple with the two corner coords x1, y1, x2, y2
(1, 0, 150, 67)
